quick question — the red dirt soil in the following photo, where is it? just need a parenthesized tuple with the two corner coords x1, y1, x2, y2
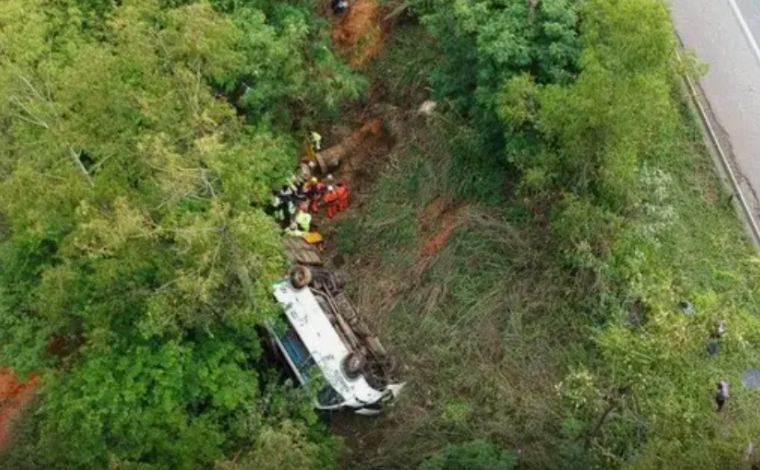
(420, 197, 447, 231)
(331, 0, 385, 67)
(319, 117, 388, 166)
(323, 117, 394, 189)
(0, 368, 38, 453)
(419, 198, 466, 259)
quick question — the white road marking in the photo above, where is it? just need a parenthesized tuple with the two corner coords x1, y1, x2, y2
(728, 0, 760, 66)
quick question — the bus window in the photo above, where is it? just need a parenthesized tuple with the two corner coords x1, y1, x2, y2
(318, 383, 343, 407)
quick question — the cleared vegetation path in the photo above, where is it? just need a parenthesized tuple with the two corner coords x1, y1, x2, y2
(671, 0, 760, 229)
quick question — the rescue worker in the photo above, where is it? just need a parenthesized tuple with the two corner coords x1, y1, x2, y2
(279, 184, 294, 201)
(296, 158, 318, 184)
(288, 175, 304, 199)
(278, 185, 296, 226)
(268, 190, 282, 220)
(331, 0, 349, 14)
(310, 131, 323, 151)
(285, 222, 305, 237)
(295, 204, 312, 232)
(716, 380, 730, 412)
(295, 182, 308, 203)
(324, 185, 340, 219)
(306, 177, 325, 213)
(335, 182, 349, 212)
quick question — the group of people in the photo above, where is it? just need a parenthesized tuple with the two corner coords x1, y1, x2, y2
(709, 320, 730, 412)
(679, 300, 733, 412)
(269, 132, 351, 238)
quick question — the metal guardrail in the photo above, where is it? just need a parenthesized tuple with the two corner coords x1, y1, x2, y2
(674, 43, 760, 248)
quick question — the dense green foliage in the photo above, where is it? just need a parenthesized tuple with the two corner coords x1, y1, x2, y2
(418, 439, 516, 470)
(0, 0, 357, 467)
(411, 0, 579, 135)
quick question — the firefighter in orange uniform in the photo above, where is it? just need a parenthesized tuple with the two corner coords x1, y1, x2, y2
(335, 182, 349, 212)
(324, 185, 340, 219)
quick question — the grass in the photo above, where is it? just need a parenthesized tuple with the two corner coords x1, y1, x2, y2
(336, 141, 590, 469)
(332, 95, 588, 468)
(587, 100, 760, 468)
(363, 23, 439, 107)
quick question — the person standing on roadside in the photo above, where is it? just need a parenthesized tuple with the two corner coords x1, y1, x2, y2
(716, 380, 730, 412)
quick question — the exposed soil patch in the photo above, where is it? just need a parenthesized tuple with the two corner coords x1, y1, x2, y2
(419, 197, 446, 230)
(331, 0, 386, 67)
(419, 198, 467, 260)
(311, 112, 400, 289)
(0, 368, 38, 453)
(315, 103, 410, 222)
(314, 105, 416, 331)
(339, 119, 394, 189)
(319, 116, 394, 190)
(420, 212, 463, 258)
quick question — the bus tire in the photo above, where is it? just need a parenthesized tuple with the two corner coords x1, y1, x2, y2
(290, 266, 312, 289)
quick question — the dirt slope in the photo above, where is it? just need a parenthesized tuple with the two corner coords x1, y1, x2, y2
(0, 369, 38, 453)
(331, 0, 386, 67)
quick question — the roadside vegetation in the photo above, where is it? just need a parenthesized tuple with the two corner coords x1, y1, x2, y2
(1, 0, 759, 469)
(333, 0, 760, 468)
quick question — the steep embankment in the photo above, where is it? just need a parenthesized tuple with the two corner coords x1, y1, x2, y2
(0, 370, 37, 453)
(325, 1, 760, 469)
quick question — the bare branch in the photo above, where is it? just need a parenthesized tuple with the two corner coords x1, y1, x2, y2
(200, 168, 216, 198)
(384, 1, 409, 22)
(70, 148, 94, 187)
(16, 72, 51, 107)
(10, 111, 48, 129)
(9, 96, 49, 128)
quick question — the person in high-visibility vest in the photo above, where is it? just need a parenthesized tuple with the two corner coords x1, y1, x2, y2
(310, 131, 323, 151)
(335, 182, 349, 212)
(295, 205, 312, 232)
(324, 185, 340, 219)
(284, 223, 305, 237)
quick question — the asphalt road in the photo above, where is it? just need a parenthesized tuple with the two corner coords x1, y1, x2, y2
(671, 0, 760, 226)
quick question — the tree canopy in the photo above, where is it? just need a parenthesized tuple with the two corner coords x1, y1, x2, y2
(0, 0, 356, 466)
(4, 0, 760, 468)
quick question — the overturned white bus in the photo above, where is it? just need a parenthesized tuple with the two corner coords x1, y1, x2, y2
(268, 266, 403, 415)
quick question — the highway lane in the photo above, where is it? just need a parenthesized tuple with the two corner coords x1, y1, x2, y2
(671, 0, 760, 227)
